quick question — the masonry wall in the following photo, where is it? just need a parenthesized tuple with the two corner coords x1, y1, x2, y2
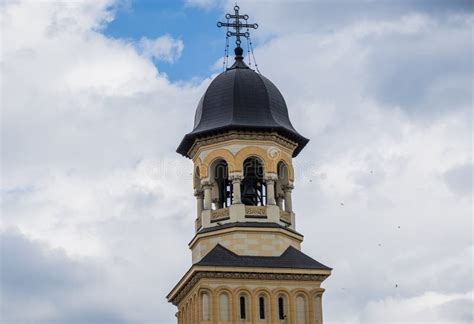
(176, 277, 325, 324)
(190, 229, 302, 263)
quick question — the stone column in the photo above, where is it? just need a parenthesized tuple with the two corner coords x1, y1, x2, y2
(194, 189, 204, 218)
(202, 181, 212, 210)
(283, 184, 294, 213)
(276, 193, 284, 210)
(265, 173, 278, 205)
(266, 179, 276, 205)
(229, 174, 242, 204)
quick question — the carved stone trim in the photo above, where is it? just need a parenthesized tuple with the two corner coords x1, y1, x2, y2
(193, 189, 204, 198)
(170, 271, 329, 305)
(245, 206, 267, 218)
(228, 173, 243, 181)
(211, 208, 230, 222)
(264, 173, 278, 181)
(201, 181, 212, 189)
(280, 211, 292, 224)
(189, 131, 298, 158)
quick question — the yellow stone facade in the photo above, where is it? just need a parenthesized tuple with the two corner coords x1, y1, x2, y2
(192, 133, 296, 182)
(189, 226, 303, 263)
(168, 131, 331, 323)
(192, 133, 298, 233)
(170, 268, 327, 324)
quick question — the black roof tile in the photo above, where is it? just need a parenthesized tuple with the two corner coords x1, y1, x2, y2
(177, 57, 308, 157)
(195, 244, 332, 270)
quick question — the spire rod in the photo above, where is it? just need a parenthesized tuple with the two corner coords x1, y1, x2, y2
(217, 5, 258, 52)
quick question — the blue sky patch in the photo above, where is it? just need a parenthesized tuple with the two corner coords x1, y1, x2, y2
(105, 1, 227, 81)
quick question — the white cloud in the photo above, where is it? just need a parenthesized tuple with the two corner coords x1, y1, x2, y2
(443, 163, 473, 195)
(137, 35, 184, 63)
(1, 0, 472, 323)
(184, 0, 219, 9)
(361, 291, 474, 323)
(1, 1, 202, 321)
(247, 8, 472, 324)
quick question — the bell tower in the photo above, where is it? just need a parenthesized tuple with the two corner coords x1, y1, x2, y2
(167, 6, 331, 323)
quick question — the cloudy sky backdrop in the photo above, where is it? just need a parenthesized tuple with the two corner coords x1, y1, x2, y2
(1, 0, 473, 323)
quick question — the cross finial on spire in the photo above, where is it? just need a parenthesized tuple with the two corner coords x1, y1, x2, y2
(217, 5, 258, 50)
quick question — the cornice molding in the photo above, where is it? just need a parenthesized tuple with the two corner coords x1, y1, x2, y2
(168, 269, 330, 305)
(189, 131, 298, 160)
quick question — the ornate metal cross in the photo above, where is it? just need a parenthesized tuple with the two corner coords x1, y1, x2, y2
(217, 5, 258, 48)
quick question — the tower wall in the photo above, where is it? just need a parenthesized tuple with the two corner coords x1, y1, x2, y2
(169, 10, 331, 321)
(189, 226, 303, 263)
(174, 275, 326, 324)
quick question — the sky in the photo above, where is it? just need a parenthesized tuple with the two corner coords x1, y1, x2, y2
(1, 0, 473, 323)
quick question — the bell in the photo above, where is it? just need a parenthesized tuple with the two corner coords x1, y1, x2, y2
(242, 178, 257, 205)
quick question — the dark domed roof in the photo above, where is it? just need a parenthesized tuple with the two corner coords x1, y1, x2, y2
(177, 51, 308, 157)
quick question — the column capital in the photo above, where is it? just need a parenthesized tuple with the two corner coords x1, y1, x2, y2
(282, 184, 294, 191)
(229, 174, 243, 181)
(201, 181, 212, 189)
(264, 172, 278, 181)
(229, 172, 244, 181)
(194, 189, 204, 198)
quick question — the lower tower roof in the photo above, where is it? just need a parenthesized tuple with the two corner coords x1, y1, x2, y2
(196, 244, 332, 270)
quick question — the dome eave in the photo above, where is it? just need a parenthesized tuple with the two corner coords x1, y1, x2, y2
(176, 125, 309, 158)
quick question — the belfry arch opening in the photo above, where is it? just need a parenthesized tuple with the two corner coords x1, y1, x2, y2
(193, 166, 201, 190)
(277, 161, 290, 210)
(241, 157, 266, 206)
(211, 159, 232, 209)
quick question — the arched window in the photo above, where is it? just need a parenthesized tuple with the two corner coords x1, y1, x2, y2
(212, 160, 231, 208)
(219, 293, 230, 321)
(276, 161, 289, 210)
(201, 292, 210, 321)
(277, 161, 289, 182)
(296, 295, 306, 324)
(314, 295, 323, 323)
(259, 296, 267, 320)
(239, 295, 247, 320)
(278, 295, 287, 320)
(242, 157, 266, 206)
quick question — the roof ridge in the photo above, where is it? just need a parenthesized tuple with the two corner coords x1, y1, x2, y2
(252, 71, 275, 127)
(213, 243, 238, 256)
(280, 245, 298, 256)
(258, 74, 298, 131)
(229, 68, 238, 126)
(196, 243, 332, 270)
